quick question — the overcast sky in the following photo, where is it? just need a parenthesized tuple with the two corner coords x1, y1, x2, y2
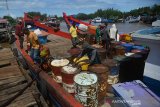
(0, 0, 160, 18)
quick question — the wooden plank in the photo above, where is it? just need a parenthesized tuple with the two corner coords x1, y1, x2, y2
(0, 60, 11, 68)
(0, 76, 26, 91)
(0, 83, 27, 96)
(0, 75, 25, 86)
(0, 88, 34, 104)
(7, 95, 37, 107)
(0, 65, 22, 79)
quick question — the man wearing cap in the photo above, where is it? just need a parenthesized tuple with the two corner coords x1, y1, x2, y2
(77, 42, 101, 65)
(15, 20, 24, 49)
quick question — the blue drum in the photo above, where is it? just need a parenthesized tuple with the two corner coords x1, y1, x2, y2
(121, 43, 133, 52)
(132, 45, 145, 50)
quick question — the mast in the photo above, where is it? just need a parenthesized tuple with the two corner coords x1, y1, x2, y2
(5, 0, 10, 16)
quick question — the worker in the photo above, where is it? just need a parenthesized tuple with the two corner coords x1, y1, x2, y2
(109, 24, 118, 41)
(39, 45, 51, 71)
(23, 28, 40, 63)
(76, 42, 101, 65)
(15, 20, 24, 49)
(101, 22, 111, 54)
(69, 22, 79, 48)
(95, 25, 101, 44)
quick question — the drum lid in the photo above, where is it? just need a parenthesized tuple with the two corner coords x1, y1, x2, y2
(62, 65, 78, 74)
(74, 72, 97, 85)
(51, 59, 69, 67)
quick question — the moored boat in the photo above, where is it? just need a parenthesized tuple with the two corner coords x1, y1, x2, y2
(11, 12, 160, 107)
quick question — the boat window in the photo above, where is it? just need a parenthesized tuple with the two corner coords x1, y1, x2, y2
(0, 23, 6, 28)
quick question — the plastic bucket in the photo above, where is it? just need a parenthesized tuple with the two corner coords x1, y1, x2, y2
(51, 59, 69, 84)
(38, 36, 47, 44)
(61, 65, 79, 95)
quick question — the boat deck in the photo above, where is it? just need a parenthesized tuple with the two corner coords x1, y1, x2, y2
(0, 48, 42, 107)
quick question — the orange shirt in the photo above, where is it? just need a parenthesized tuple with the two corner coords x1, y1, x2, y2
(28, 32, 39, 49)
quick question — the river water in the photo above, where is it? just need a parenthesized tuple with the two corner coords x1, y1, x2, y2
(60, 21, 152, 34)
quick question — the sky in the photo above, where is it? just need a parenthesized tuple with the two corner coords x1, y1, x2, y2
(0, 0, 160, 18)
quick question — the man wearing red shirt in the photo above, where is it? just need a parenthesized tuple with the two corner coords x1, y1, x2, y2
(15, 20, 24, 49)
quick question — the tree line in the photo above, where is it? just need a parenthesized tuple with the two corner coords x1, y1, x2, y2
(75, 4, 160, 20)
(2, 4, 160, 25)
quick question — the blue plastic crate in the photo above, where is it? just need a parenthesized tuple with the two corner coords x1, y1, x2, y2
(38, 35, 47, 44)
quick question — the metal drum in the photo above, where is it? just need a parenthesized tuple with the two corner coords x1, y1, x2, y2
(88, 64, 109, 101)
(121, 43, 133, 52)
(51, 59, 69, 84)
(115, 45, 125, 56)
(61, 65, 79, 95)
(102, 59, 119, 85)
(74, 72, 98, 107)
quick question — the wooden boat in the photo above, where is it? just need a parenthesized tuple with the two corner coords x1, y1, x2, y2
(63, 12, 97, 35)
(14, 13, 83, 107)
(13, 13, 158, 107)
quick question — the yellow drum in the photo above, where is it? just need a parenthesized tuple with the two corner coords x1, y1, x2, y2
(73, 56, 89, 71)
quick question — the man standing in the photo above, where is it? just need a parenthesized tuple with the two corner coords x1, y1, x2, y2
(24, 28, 40, 63)
(109, 24, 118, 41)
(69, 22, 79, 48)
(101, 22, 111, 55)
(15, 20, 24, 49)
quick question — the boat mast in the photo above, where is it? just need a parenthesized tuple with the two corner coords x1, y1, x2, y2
(5, 0, 10, 16)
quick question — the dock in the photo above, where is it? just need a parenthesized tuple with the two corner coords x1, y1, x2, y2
(0, 47, 47, 107)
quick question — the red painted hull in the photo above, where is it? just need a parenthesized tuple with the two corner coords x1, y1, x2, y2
(63, 12, 97, 35)
(14, 13, 83, 107)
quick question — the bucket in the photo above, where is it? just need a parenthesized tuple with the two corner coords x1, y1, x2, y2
(61, 65, 79, 95)
(38, 35, 47, 44)
(51, 59, 69, 84)
(115, 45, 125, 56)
(88, 64, 109, 101)
(74, 72, 98, 107)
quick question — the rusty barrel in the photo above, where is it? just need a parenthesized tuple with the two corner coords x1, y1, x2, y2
(61, 65, 79, 95)
(74, 72, 98, 107)
(97, 48, 106, 61)
(102, 59, 119, 89)
(67, 48, 82, 63)
(88, 64, 109, 101)
(51, 59, 69, 84)
(115, 45, 125, 56)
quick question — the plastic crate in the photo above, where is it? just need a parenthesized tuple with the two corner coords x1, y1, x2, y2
(38, 35, 47, 44)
